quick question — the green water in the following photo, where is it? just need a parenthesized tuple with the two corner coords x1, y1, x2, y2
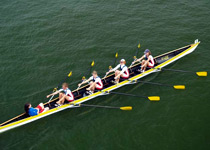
(0, 0, 210, 149)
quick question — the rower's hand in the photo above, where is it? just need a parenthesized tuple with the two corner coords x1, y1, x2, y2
(47, 95, 50, 98)
(106, 72, 109, 75)
(78, 83, 81, 87)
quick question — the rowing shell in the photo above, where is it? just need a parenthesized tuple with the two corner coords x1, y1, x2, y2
(0, 39, 200, 133)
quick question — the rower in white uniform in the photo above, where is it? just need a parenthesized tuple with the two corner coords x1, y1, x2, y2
(106, 59, 129, 84)
(78, 71, 103, 94)
(132, 49, 155, 72)
(47, 83, 74, 106)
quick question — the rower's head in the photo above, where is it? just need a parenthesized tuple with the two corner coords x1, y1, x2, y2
(92, 70, 98, 78)
(144, 49, 151, 56)
(24, 103, 31, 114)
(120, 59, 126, 65)
(62, 82, 69, 90)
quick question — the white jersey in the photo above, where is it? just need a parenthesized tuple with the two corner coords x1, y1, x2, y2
(59, 88, 74, 101)
(89, 76, 103, 89)
(113, 64, 128, 73)
(113, 64, 129, 78)
(144, 55, 154, 66)
(89, 76, 102, 85)
(59, 88, 72, 97)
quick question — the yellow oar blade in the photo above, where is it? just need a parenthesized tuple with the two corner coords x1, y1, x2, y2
(68, 71, 72, 77)
(115, 52, 118, 58)
(174, 85, 185, 90)
(148, 96, 160, 101)
(196, 71, 207, 77)
(120, 106, 132, 111)
(138, 43, 141, 49)
(91, 61, 95, 67)
(53, 88, 57, 92)
(82, 76, 86, 80)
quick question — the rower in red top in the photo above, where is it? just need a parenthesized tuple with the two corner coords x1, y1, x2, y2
(106, 59, 129, 84)
(133, 49, 155, 72)
(78, 71, 103, 94)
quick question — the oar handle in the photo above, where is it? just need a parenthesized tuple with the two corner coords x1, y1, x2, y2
(48, 95, 55, 102)
(56, 71, 72, 90)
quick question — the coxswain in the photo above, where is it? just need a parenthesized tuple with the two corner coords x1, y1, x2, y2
(24, 103, 49, 116)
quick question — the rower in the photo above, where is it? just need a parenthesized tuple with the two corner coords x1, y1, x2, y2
(78, 71, 103, 94)
(47, 83, 74, 106)
(132, 49, 154, 72)
(24, 103, 49, 116)
(106, 59, 129, 84)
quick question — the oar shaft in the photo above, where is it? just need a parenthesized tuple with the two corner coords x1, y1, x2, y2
(137, 80, 171, 87)
(113, 59, 117, 67)
(109, 91, 147, 99)
(85, 61, 95, 78)
(48, 95, 55, 102)
(57, 76, 68, 88)
(156, 68, 207, 77)
(79, 104, 121, 109)
(104, 53, 118, 78)
(55, 71, 72, 90)
(130, 43, 140, 67)
(160, 68, 193, 73)
(159, 68, 207, 76)
(89, 67, 92, 75)
(113, 52, 118, 66)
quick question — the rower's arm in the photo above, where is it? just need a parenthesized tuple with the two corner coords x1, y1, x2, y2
(83, 78, 91, 84)
(107, 64, 119, 74)
(112, 64, 120, 72)
(79, 78, 91, 86)
(47, 90, 60, 98)
(135, 55, 145, 63)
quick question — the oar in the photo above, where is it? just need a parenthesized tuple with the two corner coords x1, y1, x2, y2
(104, 52, 118, 78)
(77, 61, 95, 90)
(130, 43, 141, 67)
(48, 94, 55, 103)
(131, 80, 185, 90)
(74, 103, 132, 111)
(81, 60, 95, 82)
(69, 61, 95, 87)
(112, 52, 118, 68)
(158, 68, 207, 77)
(89, 61, 95, 75)
(53, 71, 72, 92)
(109, 52, 118, 70)
(105, 91, 160, 101)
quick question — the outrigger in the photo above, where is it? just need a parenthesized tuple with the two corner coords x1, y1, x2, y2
(0, 39, 207, 133)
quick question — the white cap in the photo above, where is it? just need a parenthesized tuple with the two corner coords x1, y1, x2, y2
(120, 59, 125, 62)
